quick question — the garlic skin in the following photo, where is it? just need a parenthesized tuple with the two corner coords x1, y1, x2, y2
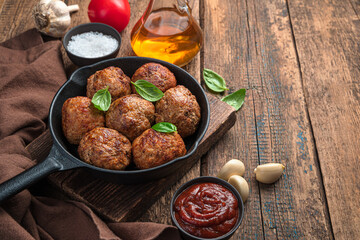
(33, 0, 79, 37)
(254, 163, 285, 184)
(228, 175, 249, 202)
(217, 159, 245, 181)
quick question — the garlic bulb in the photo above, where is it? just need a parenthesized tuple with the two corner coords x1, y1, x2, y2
(217, 159, 245, 181)
(33, 0, 79, 37)
(254, 163, 285, 184)
(228, 175, 249, 202)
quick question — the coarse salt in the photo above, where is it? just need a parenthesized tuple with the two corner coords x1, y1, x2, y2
(67, 31, 118, 58)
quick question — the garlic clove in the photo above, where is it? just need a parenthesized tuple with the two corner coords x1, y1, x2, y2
(254, 163, 285, 184)
(228, 175, 249, 203)
(217, 159, 245, 181)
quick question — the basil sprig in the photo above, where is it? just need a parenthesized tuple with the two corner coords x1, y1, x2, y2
(203, 68, 229, 92)
(131, 80, 164, 102)
(221, 88, 246, 111)
(91, 86, 111, 111)
(152, 122, 177, 133)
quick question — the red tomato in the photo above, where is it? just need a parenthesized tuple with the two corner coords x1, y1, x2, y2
(88, 0, 131, 33)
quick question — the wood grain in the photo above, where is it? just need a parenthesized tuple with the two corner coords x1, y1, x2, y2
(202, 1, 264, 239)
(26, 94, 236, 222)
(2, 0, 360, 238)
(0, 0, 34, 42)
(288, 0, 360, 239)
(203, 0, 333, 239)
(250, 1, 333, 238)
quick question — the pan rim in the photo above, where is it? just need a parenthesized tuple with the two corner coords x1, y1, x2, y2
(48, 56, 210, 175)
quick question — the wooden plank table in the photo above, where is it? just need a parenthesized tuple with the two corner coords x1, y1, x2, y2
(1, 0, 359, 239)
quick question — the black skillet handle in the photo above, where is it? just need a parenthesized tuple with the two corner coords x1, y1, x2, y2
(0, 144, 67, 204)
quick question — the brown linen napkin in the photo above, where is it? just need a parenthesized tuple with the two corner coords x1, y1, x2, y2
(0, 29, 181, 240)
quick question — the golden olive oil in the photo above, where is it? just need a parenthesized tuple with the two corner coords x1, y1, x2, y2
(131, 8, 203, 67)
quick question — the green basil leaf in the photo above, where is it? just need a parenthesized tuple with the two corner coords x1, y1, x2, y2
(221, 88, 246, 111)
(131, 80, 164, 102)
(152, 122, 177, 133)
(91, 86, 111, 111)
(203, 68, 229, 92)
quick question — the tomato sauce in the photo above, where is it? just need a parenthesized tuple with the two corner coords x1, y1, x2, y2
(173, 182, 239, 238)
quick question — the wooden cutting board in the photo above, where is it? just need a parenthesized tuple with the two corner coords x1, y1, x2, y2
(26, 94, 236, 222)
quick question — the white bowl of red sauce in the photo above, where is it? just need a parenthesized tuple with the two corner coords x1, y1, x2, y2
(171, 176, 244, 240)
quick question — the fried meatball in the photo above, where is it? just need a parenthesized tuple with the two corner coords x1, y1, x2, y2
(78, 127, 132, 170)
(132, 128, 186, 169)
(131, 63, 176, 93)
(155, 85, 201, 138)
(62, 96, 105, 145)
(106, 94, 155, 141)
(87, 66, 131, 101)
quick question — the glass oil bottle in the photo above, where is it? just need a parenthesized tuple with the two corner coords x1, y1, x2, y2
(130, 0, 203, 67)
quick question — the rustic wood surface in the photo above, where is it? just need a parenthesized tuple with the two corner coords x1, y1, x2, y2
(1, 0, 360, 239)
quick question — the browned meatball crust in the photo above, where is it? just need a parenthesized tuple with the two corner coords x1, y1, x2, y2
(78, 127, 132, 170)
(62, 96, 105, 145)
(87, 66, 131, 101)
(155, 85, 201, 138)
(132, 129, 186, 169)
(131, 63, 176, 93)
(106, 94, 155, 141)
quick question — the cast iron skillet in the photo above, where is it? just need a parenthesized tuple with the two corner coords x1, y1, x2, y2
(0, 57, 210, 203)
